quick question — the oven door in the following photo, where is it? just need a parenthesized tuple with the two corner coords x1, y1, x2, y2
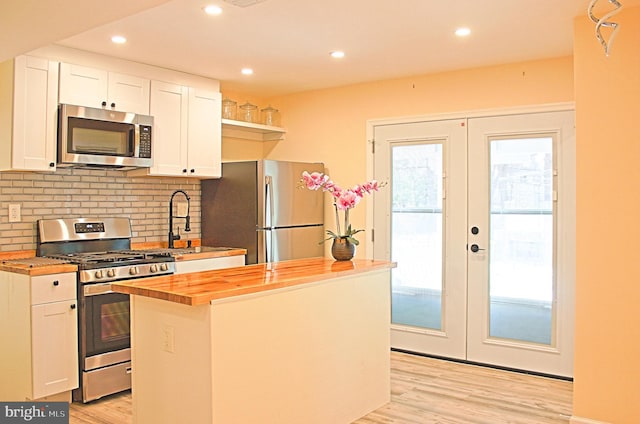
(83, 283, 130, 359)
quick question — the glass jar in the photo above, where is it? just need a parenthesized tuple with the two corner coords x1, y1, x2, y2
(261, 105, 280, 126)
(238, 102, 258, 123)
(221, 98, 237, 120)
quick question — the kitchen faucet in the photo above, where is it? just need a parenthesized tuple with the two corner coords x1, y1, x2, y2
(168, 190, 191, 248)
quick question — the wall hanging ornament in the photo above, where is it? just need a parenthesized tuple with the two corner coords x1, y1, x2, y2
(588, 0, 623, 56)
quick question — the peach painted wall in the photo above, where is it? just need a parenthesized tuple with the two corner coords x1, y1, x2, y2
(573, 6, 640, 423)
(222, 56, 574, 257)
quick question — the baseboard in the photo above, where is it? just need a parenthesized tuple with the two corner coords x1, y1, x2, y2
(570, 416, 610, 424)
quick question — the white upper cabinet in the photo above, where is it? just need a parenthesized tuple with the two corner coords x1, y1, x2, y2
(0, 55, 58, 172)
(146, 81, 188, 176)
(59, 63, 150, 115)
(129, 80, 221, 178)
(187, 87, 222, 178)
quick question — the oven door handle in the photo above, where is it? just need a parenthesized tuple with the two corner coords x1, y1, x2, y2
(84, 282, 118, 296)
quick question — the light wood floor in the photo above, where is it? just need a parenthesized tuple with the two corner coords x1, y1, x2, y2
(70, 351, 573, 424)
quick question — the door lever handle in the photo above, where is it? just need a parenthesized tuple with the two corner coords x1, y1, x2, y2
(469, 244, 485, 253)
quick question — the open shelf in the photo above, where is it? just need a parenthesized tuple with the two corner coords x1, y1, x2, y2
(221, 119, 286, 141)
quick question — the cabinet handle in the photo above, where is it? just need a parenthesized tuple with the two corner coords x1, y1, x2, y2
(182, 169, 187, 173)
(190, 169, 195, 173)
(70, 304, 76, 310)
(101, 101, 107, 107)
(111, 102, 116, 109)
(52, 280, 59, 286)
(49, 162, 55, 167)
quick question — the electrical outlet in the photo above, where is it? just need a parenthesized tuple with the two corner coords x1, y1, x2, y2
(162, 324, 175, 353)
(8, 204, 21, 223)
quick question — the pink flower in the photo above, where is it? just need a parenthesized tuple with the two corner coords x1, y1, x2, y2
(362, 180, 381, 193)
(335, 190, 361, 210)
(301, 171, 329, 190)
(299, 171, 387, 242)
(324, 181, 340, 193)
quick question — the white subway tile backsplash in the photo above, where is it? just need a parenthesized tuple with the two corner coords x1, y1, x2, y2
(0, 168, 202, 251)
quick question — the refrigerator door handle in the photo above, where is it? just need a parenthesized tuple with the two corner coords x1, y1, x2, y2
(263, 175, 274, 263)
(256, 228, 273, 263)
(265, 175, 273, 229)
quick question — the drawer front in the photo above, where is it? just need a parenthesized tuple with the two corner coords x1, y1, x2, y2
(31, 273, 77, 304)
(175, 255, 245, 274)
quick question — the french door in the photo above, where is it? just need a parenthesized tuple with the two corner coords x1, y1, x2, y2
(370, 109, 575, 377)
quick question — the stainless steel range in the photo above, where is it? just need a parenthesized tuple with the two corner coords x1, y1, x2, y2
(36, 217, 176, 403)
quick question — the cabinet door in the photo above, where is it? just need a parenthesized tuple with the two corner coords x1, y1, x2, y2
(11, 55, 58, 171)
(149, 80, 189, 176)
(31, 299, 79, 399)
(108, 72, 150, 115)
(59, 63, 108, 109)
(187, 88, 221, 178)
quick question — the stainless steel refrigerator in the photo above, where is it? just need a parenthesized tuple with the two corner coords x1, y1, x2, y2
(201, 160, 325, 264)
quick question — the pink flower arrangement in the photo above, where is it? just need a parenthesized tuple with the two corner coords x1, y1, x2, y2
(300, 171, 385, 244)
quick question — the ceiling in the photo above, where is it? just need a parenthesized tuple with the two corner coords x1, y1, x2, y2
(2, 0, 638, 97)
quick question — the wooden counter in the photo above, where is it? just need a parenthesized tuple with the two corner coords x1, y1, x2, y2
(111, 257, 394, 305)
(0, 246, 245, 277)
(0, 257, 77, 276)
(120, 257, 394, 424)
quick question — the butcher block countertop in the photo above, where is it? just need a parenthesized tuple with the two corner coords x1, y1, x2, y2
(112, 258, 396, 306)
(0, 246, 246, 276)
(0, 257, 77, 276)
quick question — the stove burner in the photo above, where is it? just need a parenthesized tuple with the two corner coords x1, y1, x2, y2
(44, 249, 177, 284)
(46, 250, 173, 265)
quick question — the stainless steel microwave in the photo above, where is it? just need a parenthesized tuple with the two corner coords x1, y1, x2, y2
(57, 104, 154, 168)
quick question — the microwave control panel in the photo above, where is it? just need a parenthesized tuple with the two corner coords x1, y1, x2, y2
(139, 125, 152, 158)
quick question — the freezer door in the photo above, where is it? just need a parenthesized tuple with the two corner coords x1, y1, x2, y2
(262, 160, 324, 228)
(262, 226, 325, 263)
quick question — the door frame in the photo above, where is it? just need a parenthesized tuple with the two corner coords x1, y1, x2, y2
(365, 102, 575, 376)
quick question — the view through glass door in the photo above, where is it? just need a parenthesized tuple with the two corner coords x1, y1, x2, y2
(371, 109, 575, 377)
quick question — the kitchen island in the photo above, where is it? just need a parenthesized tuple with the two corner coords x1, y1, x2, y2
(112, 258, 395, 424)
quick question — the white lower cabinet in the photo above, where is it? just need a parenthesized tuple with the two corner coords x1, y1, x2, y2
(0, 271, 79, 401)
(174, 255, 245, 274)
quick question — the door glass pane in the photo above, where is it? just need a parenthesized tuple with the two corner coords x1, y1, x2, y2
(391, 143, 443, 330)
(489, 137, 554, 345)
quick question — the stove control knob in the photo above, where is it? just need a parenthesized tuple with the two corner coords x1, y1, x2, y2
(107, 269, 116, 278)
(150, 264, 158, 273)
(95, 270, 104, 279)
(129, 267, 139, 276)
(160, 263, 169, 272)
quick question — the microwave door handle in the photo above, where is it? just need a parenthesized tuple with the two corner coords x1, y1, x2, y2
(131, 124, 138, 155)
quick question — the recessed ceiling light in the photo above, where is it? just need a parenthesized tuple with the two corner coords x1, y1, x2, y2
(455, 27, 471, 37)
(241, 68, 254, 75)
(111, 35, 127, 44)
(204, 5, 223, 15)
(330, 51, 345, 59)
